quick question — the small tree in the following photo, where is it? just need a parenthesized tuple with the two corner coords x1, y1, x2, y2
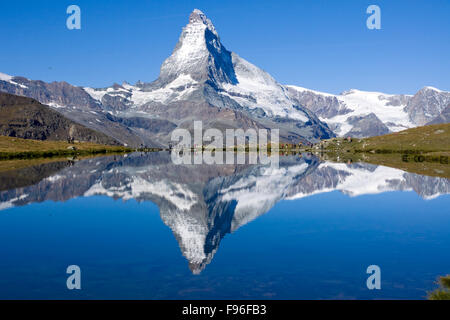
(428, 275, 450, 300)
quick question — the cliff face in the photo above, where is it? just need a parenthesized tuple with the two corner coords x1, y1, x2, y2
(0, 92, 120, 145)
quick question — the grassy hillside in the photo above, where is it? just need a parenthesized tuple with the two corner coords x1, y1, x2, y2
(317, 123, 450, 178)
(0, 135, 132, 160)
(319, 123, 450, 154)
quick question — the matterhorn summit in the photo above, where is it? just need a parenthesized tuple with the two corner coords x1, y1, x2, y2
(131, 9, 333, 144)
(155, 9, 237, 87)
(189, 9, 218, 33)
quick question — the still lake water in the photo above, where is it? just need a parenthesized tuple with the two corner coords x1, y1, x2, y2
(0, 152, 449, 299)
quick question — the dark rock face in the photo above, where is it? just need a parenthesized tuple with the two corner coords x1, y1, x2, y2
(114, 116, 177, 134)
(405, 88, 450, 125)
(285, 87, 353, 119)
(385, 94, 411, 107)
(427, 104, 450, 125)
(0, 92, 120, 145)
(0, 77, 100, 110)
(101, 91, 133, 111)
(345, 113, 390, 137)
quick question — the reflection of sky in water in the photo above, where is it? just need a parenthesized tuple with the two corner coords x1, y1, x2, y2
(1, 192, 449, 299)
(0, 154, 449, 299)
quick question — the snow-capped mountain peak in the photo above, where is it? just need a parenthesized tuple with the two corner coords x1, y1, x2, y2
(0, 72, 12, 81)
(148, 9, 319, 124)
(286, 84, 450, 137)
(423, 86, 443, 93)
(155, 8, 236, 87)
(189, 8, 218, 37)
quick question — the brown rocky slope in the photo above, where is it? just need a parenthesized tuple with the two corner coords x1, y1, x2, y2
(0, 92, 120, 145)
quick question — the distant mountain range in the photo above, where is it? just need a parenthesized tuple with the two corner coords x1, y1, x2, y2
(286, 85, 450, 137)
(1, 9, 449, 145)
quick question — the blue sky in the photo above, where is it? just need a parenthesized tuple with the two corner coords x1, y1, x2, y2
(0, 0, 449, 94)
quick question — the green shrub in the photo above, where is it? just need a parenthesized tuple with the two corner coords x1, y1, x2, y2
(428, 275, 450, 300)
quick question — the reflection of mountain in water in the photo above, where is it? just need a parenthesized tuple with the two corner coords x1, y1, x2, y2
(0, 153, 449, 273)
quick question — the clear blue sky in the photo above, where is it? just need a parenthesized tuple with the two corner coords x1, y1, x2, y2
(0, 0, 449, 94)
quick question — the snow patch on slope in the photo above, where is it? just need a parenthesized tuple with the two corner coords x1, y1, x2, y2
(132, 74, 198, 105)
(0, 194, 28, 211)
(84, 74, 198, 108)
(286, 85, 335, 98)
(219, 163, 309, 231)
(84, 177, 198, 211)
(0, 72, 12, 81)
(165, 211, 209, 267)
(287, 163, 408, 199)
(286, 85, 415, 136)
(0, 72, 28, 89)
(338, 89, 413, 131)
(220, 54, 309, 122)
